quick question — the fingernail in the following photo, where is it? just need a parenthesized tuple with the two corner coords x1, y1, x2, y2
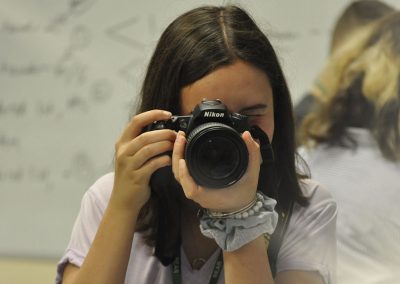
(175, 131, 183, 142)
(247, 131, 255, 141)
(163, 111, 172, 117)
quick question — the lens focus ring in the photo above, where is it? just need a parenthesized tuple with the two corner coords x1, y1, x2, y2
(185, 122, 248, 188)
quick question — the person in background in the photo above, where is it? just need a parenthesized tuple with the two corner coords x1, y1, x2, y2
(56, 5, 337, 284)
(298, 10, 400, 284)
(294, 0, 395, 129)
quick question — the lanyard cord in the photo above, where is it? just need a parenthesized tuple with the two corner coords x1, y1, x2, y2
(172, 250, 223, 284)
(171, 227, 288, 283)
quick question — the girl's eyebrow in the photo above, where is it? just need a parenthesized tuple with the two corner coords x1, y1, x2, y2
(238, 104, 268, 112)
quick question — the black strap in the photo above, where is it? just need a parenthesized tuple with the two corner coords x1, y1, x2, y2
(250, 125, 293, 276)
(267, 201, 294, 277)
(250, 125, 274, 164)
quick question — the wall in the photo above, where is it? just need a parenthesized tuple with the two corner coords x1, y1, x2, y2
(0, 257, 57, 284)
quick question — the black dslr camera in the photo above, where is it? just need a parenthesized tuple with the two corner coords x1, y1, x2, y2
(144, 99, 251, 188)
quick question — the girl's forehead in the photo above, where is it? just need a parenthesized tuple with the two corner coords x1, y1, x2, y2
(179, 60, 273, 114)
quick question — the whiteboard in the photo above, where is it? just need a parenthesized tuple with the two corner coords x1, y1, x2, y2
(1, 0, 398, 259)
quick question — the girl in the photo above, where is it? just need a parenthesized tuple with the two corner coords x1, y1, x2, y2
(57, 5, 336, 284)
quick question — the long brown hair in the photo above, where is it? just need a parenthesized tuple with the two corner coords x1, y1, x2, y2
(134, 5, 308, 265)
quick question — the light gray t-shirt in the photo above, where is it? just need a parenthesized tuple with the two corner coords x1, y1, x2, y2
(299, 127, 400, 284)
(56, 174, 336, 284)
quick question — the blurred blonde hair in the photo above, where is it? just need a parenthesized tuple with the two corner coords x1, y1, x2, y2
(330, 0, 394, 53)
(300, 11, 400, 161)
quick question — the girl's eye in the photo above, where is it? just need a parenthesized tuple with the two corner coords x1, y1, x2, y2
(238, 104, 268, 118)
(245, 115, 264, 125)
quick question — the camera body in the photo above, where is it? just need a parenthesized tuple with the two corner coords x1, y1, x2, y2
(144, 99, 250, 188)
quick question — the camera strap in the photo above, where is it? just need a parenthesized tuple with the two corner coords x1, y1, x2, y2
(267, 200, 294, 276)
(249, 125, 274, 164)
(250, 125, 294, 276)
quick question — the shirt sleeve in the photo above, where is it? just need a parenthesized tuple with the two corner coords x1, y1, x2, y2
(276, 180, 337, 284)
(55, 185, 106, 284)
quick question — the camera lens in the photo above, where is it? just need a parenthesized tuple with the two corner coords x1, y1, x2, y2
(185, 122, 248, 188)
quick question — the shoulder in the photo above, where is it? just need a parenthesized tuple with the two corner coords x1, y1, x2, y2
(89, 172, 115, 193)
(297, 178, 337, 219)
(70, 172, 115, 226)
(290, 178, 337, 233)
(84, 172, 115, 208)
(299, 178, 336, 204)
(276, 179, 337, 282)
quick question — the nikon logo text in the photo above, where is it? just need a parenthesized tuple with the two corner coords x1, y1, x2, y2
(204, 111, 225, 118)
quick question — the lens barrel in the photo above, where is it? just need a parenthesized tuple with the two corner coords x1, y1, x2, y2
(185, 122, 248, 188)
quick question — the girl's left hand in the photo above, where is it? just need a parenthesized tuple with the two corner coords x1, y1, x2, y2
(172, 130, 262, 212)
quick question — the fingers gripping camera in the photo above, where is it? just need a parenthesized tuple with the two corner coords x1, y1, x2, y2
(144, 99, 259, 188)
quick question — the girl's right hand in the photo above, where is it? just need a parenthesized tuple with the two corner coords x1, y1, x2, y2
(111, 110, 177, 213)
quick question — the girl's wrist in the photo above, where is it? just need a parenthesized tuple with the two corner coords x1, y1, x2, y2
(109, 191, 144, 220)
(199, 191, 278, 252)
(205, 193, 260, 219)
